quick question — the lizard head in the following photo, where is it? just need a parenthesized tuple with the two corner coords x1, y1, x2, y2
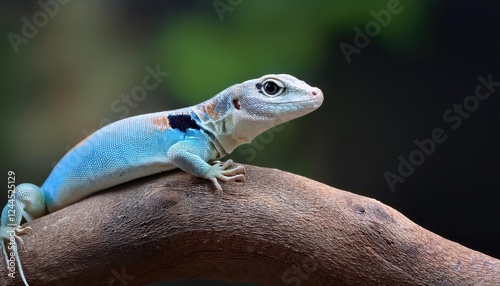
(194, 74, 324, 154)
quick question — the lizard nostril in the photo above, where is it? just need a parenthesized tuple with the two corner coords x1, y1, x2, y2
(311, 88, 323, 98)
(310, 88, 323, 100)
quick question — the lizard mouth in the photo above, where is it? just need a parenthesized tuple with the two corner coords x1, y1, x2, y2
(254, 98, 323, 119)
(244, 88, 324, 118)
(281, 88, 324, 107)
(273, 91, 324, 110)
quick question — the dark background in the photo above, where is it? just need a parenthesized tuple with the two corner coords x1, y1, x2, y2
(1, 1, 499, 285)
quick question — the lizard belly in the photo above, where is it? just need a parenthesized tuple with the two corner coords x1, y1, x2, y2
(41, 117, 193, 212)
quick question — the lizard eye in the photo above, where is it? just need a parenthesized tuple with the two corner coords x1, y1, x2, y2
(257, 79, 285, 97)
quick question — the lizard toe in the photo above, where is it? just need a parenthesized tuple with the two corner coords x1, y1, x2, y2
(217, 174, 245, 183)
(221, 165, 246, 176)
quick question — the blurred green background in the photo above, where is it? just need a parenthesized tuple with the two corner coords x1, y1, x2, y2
(1, 0, 499, 285)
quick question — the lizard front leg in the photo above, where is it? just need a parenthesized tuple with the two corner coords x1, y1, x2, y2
(166, 140, 245, 192)
(1, 183, 46, 244)
(1, 183, 46, 286)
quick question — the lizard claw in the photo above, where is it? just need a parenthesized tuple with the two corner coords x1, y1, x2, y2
(205, 160, 246, 192)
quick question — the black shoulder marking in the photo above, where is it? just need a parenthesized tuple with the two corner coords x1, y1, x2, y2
(167, 114, 200, 132)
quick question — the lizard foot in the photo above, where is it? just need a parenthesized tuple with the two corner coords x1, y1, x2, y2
(14, 226, 32, 250)
(206, 159, 246, 192)
(0, 225, 31, 286)
(1, 225, 32, 250)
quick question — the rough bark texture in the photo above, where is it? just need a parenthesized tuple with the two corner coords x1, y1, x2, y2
(1, 165, 498, 285)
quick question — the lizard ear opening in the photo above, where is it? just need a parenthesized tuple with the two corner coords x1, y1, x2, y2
(232, 99, 241, 110)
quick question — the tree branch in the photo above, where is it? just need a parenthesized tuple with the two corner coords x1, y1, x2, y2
(1, 165, 499, 285)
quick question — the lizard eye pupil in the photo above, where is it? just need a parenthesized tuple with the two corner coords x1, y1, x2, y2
(260, 79, 284, 97)
(264, 82, 278, 94)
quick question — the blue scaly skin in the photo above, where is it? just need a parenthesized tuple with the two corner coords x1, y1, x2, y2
(1, 74, 323, 285)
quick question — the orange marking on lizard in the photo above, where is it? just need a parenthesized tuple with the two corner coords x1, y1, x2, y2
(152, 116, 170, 131)
(203, 102, 219, 120)
(235, 135, 250, 143)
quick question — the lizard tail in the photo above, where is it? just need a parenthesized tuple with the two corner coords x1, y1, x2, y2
(1, 238, 30, 286)
(14, 239, 30, 286)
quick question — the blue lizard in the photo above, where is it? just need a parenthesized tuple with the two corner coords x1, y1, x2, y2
(1, 74, 323, 285)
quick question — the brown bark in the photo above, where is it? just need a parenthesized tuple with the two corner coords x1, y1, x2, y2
(1, 165, 498, 285)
